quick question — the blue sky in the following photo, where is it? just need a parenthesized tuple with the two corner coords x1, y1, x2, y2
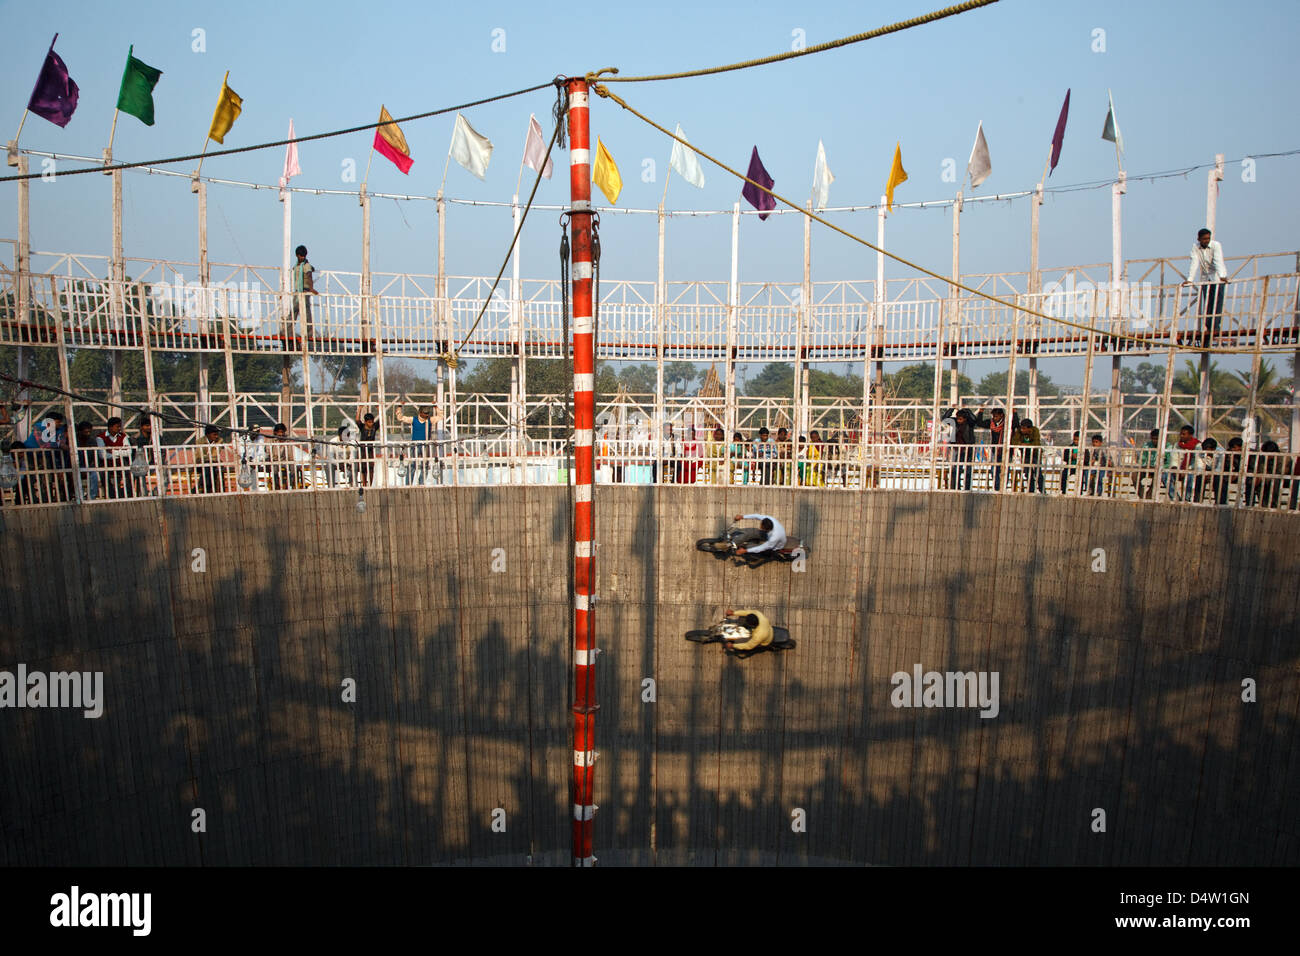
(2, 0, 1297, 382)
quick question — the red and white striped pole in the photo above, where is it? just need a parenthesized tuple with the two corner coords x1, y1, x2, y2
(566, 77, 599, 867)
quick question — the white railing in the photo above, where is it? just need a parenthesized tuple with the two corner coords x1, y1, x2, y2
(5, 269, 1298, 360)
(5, 433, 1296, 515)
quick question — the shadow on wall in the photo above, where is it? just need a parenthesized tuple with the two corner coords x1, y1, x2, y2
(0, 491, 1296, 865)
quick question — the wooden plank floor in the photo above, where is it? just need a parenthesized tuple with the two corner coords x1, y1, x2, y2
(0, 488, 1296, 865)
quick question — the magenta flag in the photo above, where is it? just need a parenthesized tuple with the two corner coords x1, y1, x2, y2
(741, 147, 776, 220)
(27, 34, 79, 129)
(1049, 89, 1070, 175)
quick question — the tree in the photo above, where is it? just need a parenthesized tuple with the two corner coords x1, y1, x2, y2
(459, 357, 621, 398)
(317, 356, 369, 395)
(1133, 361, 1166, 394)
(1234, 359, 1290, 405)
(383, 359, 437, 396)
(975, 369, 1061, 399)
(664, 361, 698, 395)
(616, 364, 657, 394)
(63, 349, 290, 395)
(886, 363, 975, 399)
(1172, 360, 1244, 401)
(744, 363, 793, 397)
(808, 368, 864, 397)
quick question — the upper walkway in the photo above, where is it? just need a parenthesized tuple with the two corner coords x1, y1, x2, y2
(2, 243, 1297, 362)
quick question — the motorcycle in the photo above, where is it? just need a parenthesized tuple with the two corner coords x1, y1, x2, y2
(694, 524, 806, 564)
(685, 619, 796, 657)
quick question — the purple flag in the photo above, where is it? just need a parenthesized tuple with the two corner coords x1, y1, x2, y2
(741, 146, 776, 220)
(1049, 89, 1070, 175)
(27, 34, 79, 129)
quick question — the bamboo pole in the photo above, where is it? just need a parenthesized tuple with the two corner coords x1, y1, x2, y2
(512, 194, 524, 460)
(110, 167, 124, 413)
(1197, 154, 1225, 436)
(197, 181, 211, 429)
(655, 203, 667, 481)
(54, 277, 84, 503)
(1076, 285, 1099, 496)
(726, 202, 738, 441)
(795, 200, 810, 439)
(1244, 275, 1269, 443)
(1109, 172, 1126, 444)
(1028, 182, 1043, 421)
(136, 282, 163, 494)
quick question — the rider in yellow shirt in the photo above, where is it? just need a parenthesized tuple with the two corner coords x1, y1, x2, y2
(723, 608, 773, 652)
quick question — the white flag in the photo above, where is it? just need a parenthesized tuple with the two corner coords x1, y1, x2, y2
(966, 122, 991, 188)
(280, 118, 301, 187)
(812, 139, 834, 211)
(522, 114, 553, 179)
(449, 113, 493, 180)
(669, 124, 705, 189)
(1101, 89, 1124, 155)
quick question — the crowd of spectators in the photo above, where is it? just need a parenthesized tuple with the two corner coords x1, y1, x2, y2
(594, 410, 1300, 510)
(3, 399, 1297, 511)
(599, 423, 851, 488)
(0, 398, 451, 505)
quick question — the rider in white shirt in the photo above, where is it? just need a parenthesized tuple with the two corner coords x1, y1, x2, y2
(732, 512, 787, 555)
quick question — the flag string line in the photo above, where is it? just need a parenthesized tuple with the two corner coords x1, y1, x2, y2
(11, 143, 1296, 219)
(592, 83, 1274, 355)
(0, 81, 557, 184)
(586, 0, 1000, 85)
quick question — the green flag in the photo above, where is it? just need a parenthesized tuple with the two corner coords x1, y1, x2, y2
(116, 46, 162, 126)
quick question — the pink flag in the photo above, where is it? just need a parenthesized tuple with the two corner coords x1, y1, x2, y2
(522, 114, 553, 179)
(280, 119, 300, 187)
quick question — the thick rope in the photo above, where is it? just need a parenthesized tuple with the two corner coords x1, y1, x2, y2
(592, 83, 1263, 354)
(586, 0, 999, 84)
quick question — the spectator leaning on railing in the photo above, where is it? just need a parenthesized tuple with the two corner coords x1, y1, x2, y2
(1010, 418, 1043, 493)
(98, 417, 130, 499)
(775, 426, 792, 487)
(706, 426, 726, 485)
(752, 427, 775, 486)
(1171, 425, 1200, 502)
(395, 401, 444, 486)
(72, 420, 101, 500)
(355, 405, 380, 487)
(949, 409, 980, 491)
(680, 424, 702, 485)
(1249, 440, 1284, 509)
(1136, 428, 1161, 500)
(1222, 437, 1244, 505)
(195, 424, 227, 495)
(972, 406, 1019, 491)
(1199, 437, 1223, 505)
(1081, 434, 1111, 497)
(730, 431, 749, 485)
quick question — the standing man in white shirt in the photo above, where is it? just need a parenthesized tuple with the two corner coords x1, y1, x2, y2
(1185, 228, 1227, 346)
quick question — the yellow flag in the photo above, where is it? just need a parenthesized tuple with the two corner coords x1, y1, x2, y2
(592, 137, 622, 205)
(885, 141, 908, 211)
(207, 72, 243, 145)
